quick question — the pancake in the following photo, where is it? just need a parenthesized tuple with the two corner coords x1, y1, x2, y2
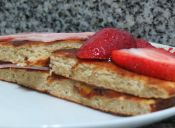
(0, 65, 175, 116)
(0, 32, 94, 66)
(50, 49, 175, 99)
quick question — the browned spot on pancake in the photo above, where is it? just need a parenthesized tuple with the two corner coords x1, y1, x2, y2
(151, 97, 175, 112)
(10, 40, 31, 46)
(53, 49, 78, 58)
(0, 39, 84, 47)
(74, 83, 147, 101)
(0, 61, 12, 64)
(8, 39, 83, 47)
(24, 67, 49, 72)
(74, 84, 122, 99)
(0, 67, 49, 72)
(47, 74, 68, 84)
(26, 58, 50, 67)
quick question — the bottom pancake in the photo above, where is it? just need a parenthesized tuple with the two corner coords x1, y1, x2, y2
(0, 67, 175, 116)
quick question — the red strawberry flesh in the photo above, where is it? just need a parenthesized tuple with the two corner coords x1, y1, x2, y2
(76, 28, 136, 59)
(112, 48, 175, 82)
(136, 39, 154, 48)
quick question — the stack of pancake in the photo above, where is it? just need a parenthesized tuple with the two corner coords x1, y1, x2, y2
(0, 32, 175, 116)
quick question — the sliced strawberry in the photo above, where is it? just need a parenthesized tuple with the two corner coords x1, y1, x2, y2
(112, 48, 175, 82)
(76, 28, 136, 59)
(136, 39, 155, 48)
(156, 47, 175, 56)
(168, 47, 173, 52)
(167, 47, 175, 55)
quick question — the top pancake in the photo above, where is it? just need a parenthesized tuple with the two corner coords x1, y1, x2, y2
(0, 32, 94, 66)
(50, 49, 175, 99)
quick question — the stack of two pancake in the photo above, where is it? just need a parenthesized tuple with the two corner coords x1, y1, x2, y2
(0, 32, 175, 116)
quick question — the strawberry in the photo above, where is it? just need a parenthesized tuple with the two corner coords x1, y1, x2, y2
(168, 47, 173, 52)
(112, 48, 175, 82)
(168, 47, 175, 55)
(136, 38, 155, 48)
(156, 47, 175, 56)
(76, 28, 136, 59)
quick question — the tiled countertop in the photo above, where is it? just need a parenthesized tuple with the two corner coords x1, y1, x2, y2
(0, 0, 175, 127)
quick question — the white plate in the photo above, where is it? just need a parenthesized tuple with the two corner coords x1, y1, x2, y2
(1, 81, 175, 128)
(0, 43, 175, 128)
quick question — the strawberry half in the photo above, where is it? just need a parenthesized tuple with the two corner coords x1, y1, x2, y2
(136, 38, 155, 48)
(76, 28, 136, 59)
(112, 48, 175, 82)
